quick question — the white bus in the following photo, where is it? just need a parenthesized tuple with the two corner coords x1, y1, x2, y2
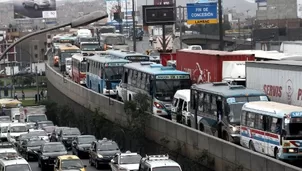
(241, 101, 302, 160)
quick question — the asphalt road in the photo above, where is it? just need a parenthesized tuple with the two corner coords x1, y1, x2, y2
(14, 0, 56, 18)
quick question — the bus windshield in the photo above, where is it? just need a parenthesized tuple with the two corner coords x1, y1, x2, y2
(61, 52, 79, 61)
(81, 62, 87, 72)
(155, 79, 191, 101)
(100, 28, 115, 33)
(81, 43, 99, 51)
(105, 36, 125, 45)
(227, 96, 269, 124)
(104, 67, 123, 80)
(285, 121, 302, 136)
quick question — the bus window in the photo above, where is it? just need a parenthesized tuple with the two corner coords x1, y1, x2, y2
(128, 70, 132, 85)
(183, 102, 188, 111)
(141, 73, 146, 90)
(270, 118, 281, 134)
(254, 114, 264, 130)
(211, 96, 217, 115)
(246, 112, 255, 128)
(198, 92, 204, 112)
(241, 111, 247, 126)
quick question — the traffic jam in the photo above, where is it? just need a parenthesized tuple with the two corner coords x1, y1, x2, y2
(0, 99, 182, 171)
(49, 27, 302, 164)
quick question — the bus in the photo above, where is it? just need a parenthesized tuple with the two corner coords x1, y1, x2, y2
(189, 82, 269, 143)
(55, 44, 81, 72)
(86, 55, 130, 96)
(71, 53, 87, 85)
(107, 50, 150, 62)
(116, 62, 191, 119)
(0, 99, 22, 123)
(240, 101, 302, 160)
(100, 33, 129, 51)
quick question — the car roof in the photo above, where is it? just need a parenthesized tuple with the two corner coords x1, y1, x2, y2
(142, 155, 180, 168)
(58, 155, 80, 160)
(77, 135, 95, 138)
(0, 157, 29, 166)
(0, 148, 17, 153)
(43, 142, 63, 145)
(37, 120, 53, 123)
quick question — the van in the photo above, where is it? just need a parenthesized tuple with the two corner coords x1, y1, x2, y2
(171, 89, 191, 126)
(7, 123, 27, 143)
(0, 155, 32, 171)
(0, 123, 10, 142)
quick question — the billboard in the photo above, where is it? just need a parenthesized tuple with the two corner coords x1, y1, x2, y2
(106, 0, 137, 23)
(143, 5, 175, 25)
(154, 0, 173, 5)
(13, 0, 57, 19)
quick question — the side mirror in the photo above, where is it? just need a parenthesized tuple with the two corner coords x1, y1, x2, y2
(83, 165, 87, 168)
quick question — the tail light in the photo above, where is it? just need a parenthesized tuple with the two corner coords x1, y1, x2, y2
(154, 102, 163, 109)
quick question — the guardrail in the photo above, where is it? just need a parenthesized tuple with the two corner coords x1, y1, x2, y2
(45, 63, 301, 171)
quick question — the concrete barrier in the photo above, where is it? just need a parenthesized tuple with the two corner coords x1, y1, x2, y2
(46, 64, 301, 171)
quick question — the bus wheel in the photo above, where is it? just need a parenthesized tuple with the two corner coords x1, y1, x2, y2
(274, 147, 279, 159)
(223, 131, 229, 141)
(249, 141, 255, 151)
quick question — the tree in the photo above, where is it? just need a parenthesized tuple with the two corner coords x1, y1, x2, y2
(124, 93, 151, 152)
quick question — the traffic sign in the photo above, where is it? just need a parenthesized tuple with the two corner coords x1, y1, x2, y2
(186, 3, 218, 24)
(187, 19, 218, 24)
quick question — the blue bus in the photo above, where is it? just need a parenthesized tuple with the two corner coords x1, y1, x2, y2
(107, 50, 150, 62)
(86, 55, 130, 96)
(116, 62, 191, 119)
(189, 82, 269, 143)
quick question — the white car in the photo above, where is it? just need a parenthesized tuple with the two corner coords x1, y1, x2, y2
(22, 0, 50, 10)
(110, 151, 142, 171)
(0, 148, 18, 159)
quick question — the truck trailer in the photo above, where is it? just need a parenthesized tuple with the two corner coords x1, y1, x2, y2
(246, 60, 302, 106)
(176, 50, 255, 85)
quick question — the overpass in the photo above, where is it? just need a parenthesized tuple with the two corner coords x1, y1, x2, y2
(45, 63, 301, 171)
(181, 34, 252, 50)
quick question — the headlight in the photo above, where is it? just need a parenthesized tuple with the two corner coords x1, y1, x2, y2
(288, 148, 298, 153)
(232, 126, 238, 132)
(42, 156, 49, 159)
(97, 154, 103, 158)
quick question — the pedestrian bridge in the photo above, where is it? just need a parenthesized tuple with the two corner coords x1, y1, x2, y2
(181, 34, 251, 50)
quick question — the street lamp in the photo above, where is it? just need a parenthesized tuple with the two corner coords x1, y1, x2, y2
(0, 11, 108, 60)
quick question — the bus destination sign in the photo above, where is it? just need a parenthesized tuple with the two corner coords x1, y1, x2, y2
(59, 39, 72, 43)
(156, 75, 190, 79)
(106, 62, 127, 66)
(126, 56, 149, 61)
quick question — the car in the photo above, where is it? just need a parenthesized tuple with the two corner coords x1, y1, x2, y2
(71, 135, 96, 158)
(50, 127, 69, 142)
(110, 151, 142, 171)
(138, 154, 182, 171)
(27, 129, 49, 142)
(22, 0, 50, 10)
(42, 126, 56, 136)
(19, 137, 45, 161)
(0, 116, 11, 123)
(35, 120, 54, 129)
(89, 138, 120, 169)
(37, 142, 67, 171)
(54, 155, 87, 171)
(58, 127, 81, 150)
(0, 154, 32, 171)
(0, 141, 14, 149)
(0, 148, 19, 159)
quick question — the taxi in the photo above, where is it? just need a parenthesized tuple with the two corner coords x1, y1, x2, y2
(54, 155, 87, 171)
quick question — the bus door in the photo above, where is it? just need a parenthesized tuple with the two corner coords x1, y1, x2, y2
(265, 117, 281, 157)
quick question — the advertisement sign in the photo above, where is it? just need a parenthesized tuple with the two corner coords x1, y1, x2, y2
(13, 0, 57, 19)
(154, 0, 174, 5)
(186, 3, 218, 24)
(42, 11, 57, 18)
(106, 0, 137, 23)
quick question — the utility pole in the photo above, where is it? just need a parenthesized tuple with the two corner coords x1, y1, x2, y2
(132, 0, 136, 51)
(35, 65, 39, 102)
(178, 6, 183, 49)
(161, 0, 166, 52)
(218, 0, 224, 51)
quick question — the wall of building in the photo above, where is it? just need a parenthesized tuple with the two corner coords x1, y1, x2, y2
(256, 0, 297, 20)
(45, 63, 302, 171)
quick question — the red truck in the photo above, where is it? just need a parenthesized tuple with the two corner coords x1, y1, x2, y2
(176, 50, 255, 84)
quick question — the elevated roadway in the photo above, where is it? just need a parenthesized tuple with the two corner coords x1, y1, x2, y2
(45, 62, 301, 171)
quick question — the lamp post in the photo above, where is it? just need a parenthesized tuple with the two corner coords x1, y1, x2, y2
(0, 11, 108, 60)
(132, 0, 136, 51)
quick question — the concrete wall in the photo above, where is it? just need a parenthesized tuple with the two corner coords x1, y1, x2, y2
(46, 63, 301, 171)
